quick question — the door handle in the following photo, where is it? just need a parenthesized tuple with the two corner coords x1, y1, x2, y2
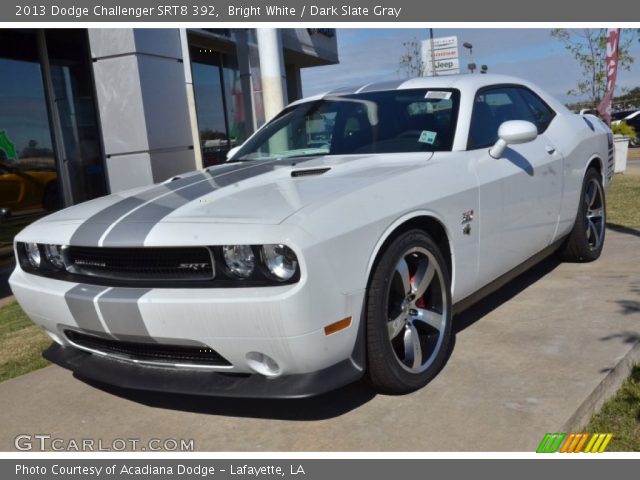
(545, 146, 556, 155)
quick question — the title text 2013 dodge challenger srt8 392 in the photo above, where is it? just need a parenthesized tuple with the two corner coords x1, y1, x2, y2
(10, 74, 613, 398)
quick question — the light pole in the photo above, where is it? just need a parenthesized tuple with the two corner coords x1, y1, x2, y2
(428, 28, 436, 76)
(463, 42, 475, 73)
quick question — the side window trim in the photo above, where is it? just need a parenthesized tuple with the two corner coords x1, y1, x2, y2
(466, 83, 556, 151)
(514, 87, 557, 134)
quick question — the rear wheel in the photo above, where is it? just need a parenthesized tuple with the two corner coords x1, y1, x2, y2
(560, 167, 606, 262)
(366, 230, 452, 394)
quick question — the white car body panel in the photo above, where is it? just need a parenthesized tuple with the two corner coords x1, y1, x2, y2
(9, 74, 613, 396)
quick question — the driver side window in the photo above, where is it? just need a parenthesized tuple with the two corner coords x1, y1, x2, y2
(467, 87, 537, 150)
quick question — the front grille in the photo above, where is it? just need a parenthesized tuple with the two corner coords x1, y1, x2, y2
(64, 246, 214, 282)
(65, 330, 231, 367)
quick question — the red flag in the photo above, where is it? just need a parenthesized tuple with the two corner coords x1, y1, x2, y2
(597, 28, 621, 125)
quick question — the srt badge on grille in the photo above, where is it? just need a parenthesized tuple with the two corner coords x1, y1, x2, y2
(74, 259, 106, 268)
(178, 263, 209, 271)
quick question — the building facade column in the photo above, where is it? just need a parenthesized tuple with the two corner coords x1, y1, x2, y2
(88, 28, 196, 193)
(256, 28, 287, 123)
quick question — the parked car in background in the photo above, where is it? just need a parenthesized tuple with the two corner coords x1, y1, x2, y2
(10, 74, 613, 398)
(0, 162, 59, 215)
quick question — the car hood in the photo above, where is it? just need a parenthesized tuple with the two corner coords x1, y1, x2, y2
(33, 153, 430, 245)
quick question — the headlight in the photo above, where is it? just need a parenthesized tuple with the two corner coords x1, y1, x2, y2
(222, 245, 255, 279)
(261, 244, 298, 281)
(24, 243, 41, 268)
(44, 244, 65, 270)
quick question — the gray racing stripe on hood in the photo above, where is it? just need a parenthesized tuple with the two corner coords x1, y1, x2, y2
(69, 172, 208, 246)
(69, 164, 250, 247)
(100, 173, 214, 246)
(99, 157, 320, 246)
(97, 288, 155, 343)
(64, 284, 110, 335)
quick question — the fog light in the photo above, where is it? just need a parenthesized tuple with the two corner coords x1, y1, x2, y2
(25, 243, 41, 268)
(246, 352, 281, 377)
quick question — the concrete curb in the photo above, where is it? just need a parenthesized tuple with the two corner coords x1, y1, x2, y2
(561, 340, 640, 432)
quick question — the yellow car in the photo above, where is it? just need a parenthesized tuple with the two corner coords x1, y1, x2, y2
(0, 162, 59, 214)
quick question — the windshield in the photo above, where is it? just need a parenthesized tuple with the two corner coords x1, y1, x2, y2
(233, 89, 460, 161)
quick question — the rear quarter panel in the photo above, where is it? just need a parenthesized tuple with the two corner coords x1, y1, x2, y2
(544, 112, 611, 239)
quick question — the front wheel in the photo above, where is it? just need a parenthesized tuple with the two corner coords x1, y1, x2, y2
(366, 230, 452, 394)
(560, 167, 606, 262)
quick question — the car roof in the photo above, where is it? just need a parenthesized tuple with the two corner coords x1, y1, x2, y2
(612, 109, 636, 119)
(290, 73, 539, 106)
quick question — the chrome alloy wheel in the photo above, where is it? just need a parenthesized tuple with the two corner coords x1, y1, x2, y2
(385, 247, 447, 373)
(584, 177, 605, 251)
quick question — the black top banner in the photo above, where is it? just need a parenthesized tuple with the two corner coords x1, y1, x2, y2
(4, 0, 639, 22)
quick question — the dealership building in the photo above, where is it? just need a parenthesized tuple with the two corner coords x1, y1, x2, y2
(0, 28, 338, 209)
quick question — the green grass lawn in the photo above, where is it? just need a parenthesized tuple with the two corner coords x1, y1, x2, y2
(0, 302, 50, 383)
(585, 171, 640, 450)
(586, 366, 640, 451)
(607, 174, 640, 229)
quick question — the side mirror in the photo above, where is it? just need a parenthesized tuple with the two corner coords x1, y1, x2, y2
(226, 145, 241, 161)
(489, 120, 538, 159)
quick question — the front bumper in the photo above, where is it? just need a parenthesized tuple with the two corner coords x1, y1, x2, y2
(44, 343, 365, 399)
(10, 266, 366, 382)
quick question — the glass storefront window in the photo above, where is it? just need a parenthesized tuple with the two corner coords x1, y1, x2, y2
(0, 30, 59, 213)
(0, 30, 60, 281)
(192, 60, 229, 167)
(0, 29, 106, 287)
(45, 29, 107, 204)
(191, 47, 248, 167)
(221, 56, 248, 149)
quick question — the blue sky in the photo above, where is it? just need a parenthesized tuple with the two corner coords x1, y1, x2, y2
(301, 28, 640, 104)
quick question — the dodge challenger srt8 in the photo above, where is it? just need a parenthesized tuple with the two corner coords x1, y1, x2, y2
(9, 74, 614, 397)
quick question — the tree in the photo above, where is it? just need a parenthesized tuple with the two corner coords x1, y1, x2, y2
(614, 86, 640, 108)
(551, 29, 638, 105)
(398, 38, 425, 78)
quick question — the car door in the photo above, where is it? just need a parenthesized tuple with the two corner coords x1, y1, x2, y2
(469, 86, 563, 284)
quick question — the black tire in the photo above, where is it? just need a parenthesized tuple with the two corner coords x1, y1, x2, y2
(560, 167, 606, 262)
(366, 229, 452, 394)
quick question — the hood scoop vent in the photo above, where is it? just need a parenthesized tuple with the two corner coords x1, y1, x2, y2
(291, 167, 331, 178)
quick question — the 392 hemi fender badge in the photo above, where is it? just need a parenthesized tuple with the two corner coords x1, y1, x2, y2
(461, 209, 474, 235)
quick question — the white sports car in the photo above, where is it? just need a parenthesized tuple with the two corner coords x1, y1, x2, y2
(10, 74, 613, 397)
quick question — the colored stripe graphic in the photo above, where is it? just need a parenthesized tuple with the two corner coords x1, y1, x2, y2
(584, 433, 613, 453)
(537, 433, 613, 453)
(572, 433, 590, 453)
(536, 433, 565, 453)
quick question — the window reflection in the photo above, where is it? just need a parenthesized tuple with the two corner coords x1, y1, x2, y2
(45, 30, 106, 204)
(0, 30, 60, 272)
(191, 47, 248, 167)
